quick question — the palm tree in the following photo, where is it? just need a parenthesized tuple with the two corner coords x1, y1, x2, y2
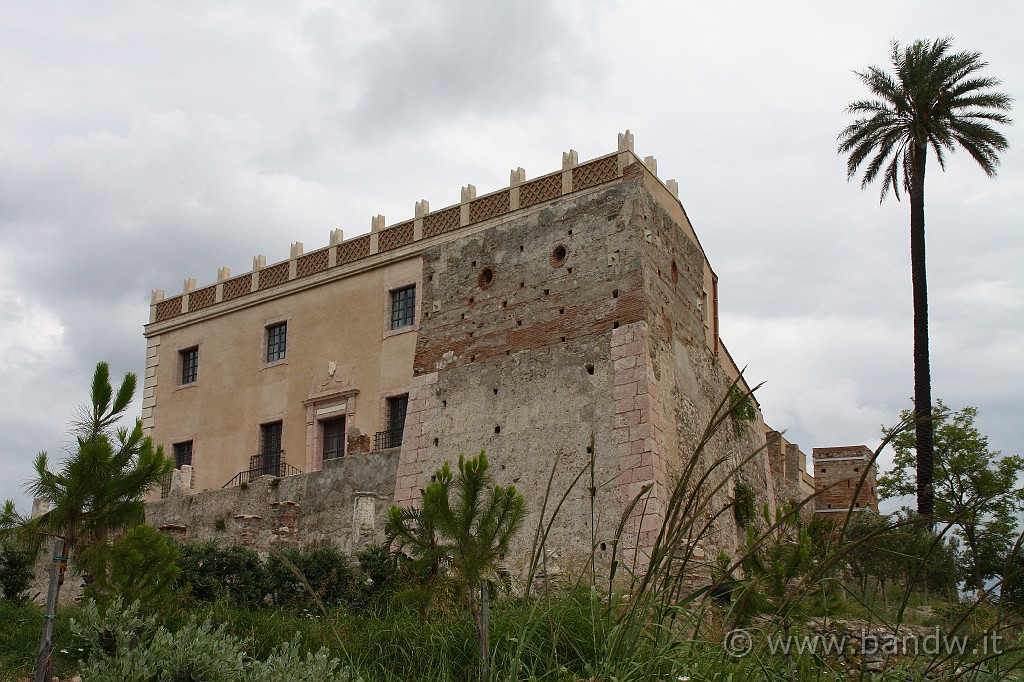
(387, 451, 526, 681)
(17, 362, 172, 682)
(838, 38, 1012, 517)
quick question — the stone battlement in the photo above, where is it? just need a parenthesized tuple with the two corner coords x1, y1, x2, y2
(149, 131, 678, 327)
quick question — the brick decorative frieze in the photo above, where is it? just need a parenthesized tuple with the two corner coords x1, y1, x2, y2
(154, 296, 183, 322)
(296, 248, 330, 277)
(573, 156, 618, 191)
(422, 206, 461, 238)
(469, 190, 510, 223)
(258, 261, 290, 290)
(221, 274, 252, 301)
(337, 234, 371, 266)
(377, 221, 415, 252)
(188, 285, 217, 312)
(518, 174, 562, 208)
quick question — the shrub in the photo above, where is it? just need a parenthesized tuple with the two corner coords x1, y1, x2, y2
(68, 598, 351, 682)
(0, 544, 35, 603)
(266, 545, 355, 609)
(354, 542, 400, 607)
(81, 524, 181, 614)
(176, 540, 269, 605)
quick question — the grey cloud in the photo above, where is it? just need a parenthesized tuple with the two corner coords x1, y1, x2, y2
(337, 0, 603, 139)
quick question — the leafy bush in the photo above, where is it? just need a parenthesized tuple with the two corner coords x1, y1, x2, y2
(176, 540, 269, 605)
(249, 635, 347, 682)
(81, 524, 181, 614)
(0, 543, 35, 602)
(353, 543, 400, 607)
(266, 545, 355, 608)
(68, 598, 351, 681)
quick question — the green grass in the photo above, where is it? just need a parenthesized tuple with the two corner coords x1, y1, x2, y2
(2, 586, 1023, 681)
(0, 600, 83, 682)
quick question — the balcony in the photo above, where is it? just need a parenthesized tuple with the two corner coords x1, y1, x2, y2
(222, 452, 302, 488)
(373, 427, 404, 451)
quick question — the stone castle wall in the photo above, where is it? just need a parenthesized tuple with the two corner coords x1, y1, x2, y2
(145, 447, 401, 555)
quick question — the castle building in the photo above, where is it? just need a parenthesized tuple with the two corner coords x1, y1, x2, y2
(812, 446, 880, 514)
(142, 132, 873, 573)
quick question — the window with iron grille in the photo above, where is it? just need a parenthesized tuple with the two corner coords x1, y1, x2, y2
(390, 286, 416, 330)
(266, 322, 287, 362)
(259, 421, 283, 476)
(387, 395, 408, 434)
(180, 347, 198, 384)
(322, 416, 345, 461)
(173, 440, 193, 468)
(375, 395, 408, 449)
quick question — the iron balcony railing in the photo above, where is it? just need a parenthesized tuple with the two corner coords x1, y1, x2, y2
(222, 452, 303, 489)
(373, 427, 404, 450)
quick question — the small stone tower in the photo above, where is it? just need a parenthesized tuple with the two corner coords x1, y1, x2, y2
(812, 445, 879, 515)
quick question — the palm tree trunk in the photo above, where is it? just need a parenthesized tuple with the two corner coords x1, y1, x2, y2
(909, 144, 935, 518)
(35, 537, 66, 682)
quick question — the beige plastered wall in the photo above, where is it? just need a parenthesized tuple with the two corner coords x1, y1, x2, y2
(145, 256, 421, 493)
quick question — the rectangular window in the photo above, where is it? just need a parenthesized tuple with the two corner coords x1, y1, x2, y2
(387, 395, 409, 434)
(375, 395, 408, 450)
(172, 440, 193, 468)
(390, 286, 416, 330)
(266, 322, 287, 362)
(180, 347, 199, 385)
(258, 421, 283, 476)
(322, 416, 345, 461)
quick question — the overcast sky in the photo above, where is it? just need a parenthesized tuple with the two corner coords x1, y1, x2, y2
(1, 1, 1021, 514)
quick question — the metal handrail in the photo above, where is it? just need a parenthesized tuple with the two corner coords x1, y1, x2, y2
(374, 427, 404, 450)
(221, 452, 303, 488)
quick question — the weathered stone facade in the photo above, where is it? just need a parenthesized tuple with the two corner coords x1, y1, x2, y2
(146, 448, 401, 554)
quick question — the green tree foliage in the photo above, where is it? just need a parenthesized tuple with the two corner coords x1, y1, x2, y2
(386, 451, 526, 680)
(80, 524, 181, 615)
(999, 547, 1024, 609)
(5, 361, 173, 681)
(265, 545, 355, 608)
(878, 401, 1024, 594)
(175, 541, 270, 606)
(352, 542, 400, 607)
(845, 513, 918, 611)
(0, 543, 34, 603)
(25, 362, 173, 557)
(892, 508, 960, 597)
(839, 38, 1012, 517)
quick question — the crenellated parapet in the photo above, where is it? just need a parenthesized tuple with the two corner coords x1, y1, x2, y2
(149, 131, 681, 326)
